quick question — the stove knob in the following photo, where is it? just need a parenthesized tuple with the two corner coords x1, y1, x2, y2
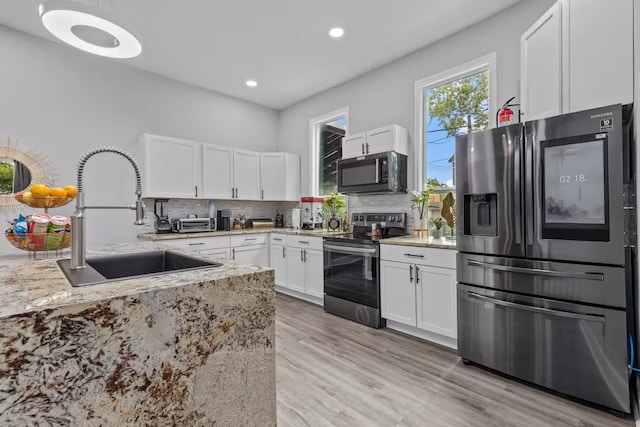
(353, 214, 358, 221)
(359, 215, 364, 221)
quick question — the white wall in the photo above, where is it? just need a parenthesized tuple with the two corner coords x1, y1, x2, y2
(276, 0, 555, 195)
(0, 24, 278, 253)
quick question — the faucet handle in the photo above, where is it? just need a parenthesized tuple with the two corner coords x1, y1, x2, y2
(134, 199, 146, 225)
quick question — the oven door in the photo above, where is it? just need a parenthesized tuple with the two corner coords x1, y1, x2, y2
(323, 241, 379, 307)
(525, 104, 630, 265)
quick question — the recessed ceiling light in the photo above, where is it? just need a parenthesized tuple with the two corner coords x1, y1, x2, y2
(39, 0, 142, 59)
(329, 27, 344, 38)
(246, 80, 258, 88)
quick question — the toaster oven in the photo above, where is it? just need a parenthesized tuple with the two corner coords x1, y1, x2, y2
(171, 217, 215, 233)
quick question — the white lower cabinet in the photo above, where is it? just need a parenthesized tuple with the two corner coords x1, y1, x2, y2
(380, 260, 417, 325)
(196, 248, 231, 260)
(380, 245, 457, 349)
(269, 244, 286, 287)
(232, 244, 268, 265)
(271, 234, 324, 304)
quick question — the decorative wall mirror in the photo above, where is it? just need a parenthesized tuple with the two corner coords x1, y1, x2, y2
(0, 138, 52, 212)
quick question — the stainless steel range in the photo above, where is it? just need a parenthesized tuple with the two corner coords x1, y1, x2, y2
(323, 212, 407, 328)
(456, 104, 635, 413)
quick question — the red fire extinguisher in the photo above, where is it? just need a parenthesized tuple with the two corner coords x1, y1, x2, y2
(496, 97, 520, 127)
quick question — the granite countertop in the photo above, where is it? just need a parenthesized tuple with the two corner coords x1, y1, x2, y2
(380, 235, 457, 250)
(138, 228, 346, 241)
(0, 241, 271, 319)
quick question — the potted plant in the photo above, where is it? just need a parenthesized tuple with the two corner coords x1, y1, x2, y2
(431, 217, 445, 239)
(411, 188, 436, 233)
(323, 192, 346, 229)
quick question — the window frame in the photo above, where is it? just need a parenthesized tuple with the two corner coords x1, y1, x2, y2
(309, 106, 349, 197)
(413, 53, 497, 190)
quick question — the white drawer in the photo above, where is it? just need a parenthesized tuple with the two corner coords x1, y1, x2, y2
(270, 233, 287, 244)
(286, 235, 323, 251)
(162, 235, 230, 251)
(230, 233, 269, 247)
(381, 244, 456, 269)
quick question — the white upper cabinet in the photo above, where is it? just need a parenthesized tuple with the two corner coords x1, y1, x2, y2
(202, 144, 234, 199)
(140, 134, 200, 199)
(342, 132, 367, 159)
(233, 149, 261, 200)
(366, 125, 409, 156)
(342, 125, 410, 160)
(521, 0, 633, 121)
(260, 153, 300, 201)
(565, 0, 633, 112)
(520, 1, 562, 121)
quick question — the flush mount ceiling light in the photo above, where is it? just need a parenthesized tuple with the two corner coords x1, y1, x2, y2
(245, 80, 258, 88)
(329, 27, 344, 38)
(39, 0, 142, 59)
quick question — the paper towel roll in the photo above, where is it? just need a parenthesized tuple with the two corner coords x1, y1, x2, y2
(292, 208, 301, 229)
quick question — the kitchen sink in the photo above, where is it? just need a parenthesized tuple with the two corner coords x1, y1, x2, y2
(57, 250, 222, 287)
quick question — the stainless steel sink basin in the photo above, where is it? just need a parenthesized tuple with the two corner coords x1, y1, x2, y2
(57, 250, 222, 287)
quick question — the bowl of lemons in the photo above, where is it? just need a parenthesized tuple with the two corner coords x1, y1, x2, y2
(15, 184, 78, 209)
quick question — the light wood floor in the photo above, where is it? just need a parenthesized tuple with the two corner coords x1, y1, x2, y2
(276, 294, 633, 427)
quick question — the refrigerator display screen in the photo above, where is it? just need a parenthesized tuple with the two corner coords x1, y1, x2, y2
(543, 140, 606, 225)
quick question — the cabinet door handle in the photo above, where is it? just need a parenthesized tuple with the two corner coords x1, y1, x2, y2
(195, 185, 198, 197)
(283, 246, 286, 258)
(235, 188, 238, 199)
(232, 248, 235, 260)
(300, 249, 304, 262)
(303, 249, 307, 262)
(409, 265, 413, 283)
(361, 143, 365, 154)
(365, 143, 369, 154)
(188, 242, 205, 246)
(262, 189, 264, 200)
(415, 266, 420, 284)
(231, 187, 235, 198)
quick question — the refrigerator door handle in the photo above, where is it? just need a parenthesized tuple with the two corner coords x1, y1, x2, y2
(466, 259, 605, 281)
(467, 292, 605, 323)
(524, 133, 534, 246)
(512, 134, 522, 245)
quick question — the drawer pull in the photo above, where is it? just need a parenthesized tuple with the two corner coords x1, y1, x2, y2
(404, 253, 424, 258)
(467, 292, 605, 323)
(244, 237, 258, 241)
(188, 242, 205, 246)
(273, 238, 283, 241)
(298, 240, 310, 244)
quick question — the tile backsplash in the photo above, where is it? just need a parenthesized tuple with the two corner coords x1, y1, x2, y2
(139, 198, 300, 233)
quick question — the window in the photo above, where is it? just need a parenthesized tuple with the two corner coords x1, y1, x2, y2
(310, 107, 349, 196)
(414, 53, 496, 190)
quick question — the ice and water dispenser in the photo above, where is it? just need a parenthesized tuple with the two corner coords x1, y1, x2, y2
(464, 193, 497, 236)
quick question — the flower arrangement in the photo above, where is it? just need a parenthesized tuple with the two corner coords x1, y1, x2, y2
(323, 192, 346, 217)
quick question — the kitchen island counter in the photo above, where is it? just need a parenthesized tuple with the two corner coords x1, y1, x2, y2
(0, 242, 276, 426)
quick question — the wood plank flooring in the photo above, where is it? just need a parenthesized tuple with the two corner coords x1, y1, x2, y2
(276, 294, 633, 427)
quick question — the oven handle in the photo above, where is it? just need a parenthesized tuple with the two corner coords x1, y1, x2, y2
(467, 292, 605, 323)
(324, 244, 378, 255)
(466, 260, 604, 281)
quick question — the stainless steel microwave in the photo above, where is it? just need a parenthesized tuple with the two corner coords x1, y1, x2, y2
(337, 151, 407, 194)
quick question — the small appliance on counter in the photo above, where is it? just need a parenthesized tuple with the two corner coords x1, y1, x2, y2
(291, 208, 301, 229)
(275, 209, 284, 228)
(171, 217, 215, 233)
(216, 209, 232, 231)
(301, 197, 324, 229)
(246, 218, 274, 228)
(153, 199, 172, 234)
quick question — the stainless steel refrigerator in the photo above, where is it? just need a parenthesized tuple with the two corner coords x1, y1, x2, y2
(455, 103, 635, 413)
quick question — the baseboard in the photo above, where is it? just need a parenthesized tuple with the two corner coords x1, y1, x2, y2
(386, 320, 458, 350)
(275, 286, 323, 306)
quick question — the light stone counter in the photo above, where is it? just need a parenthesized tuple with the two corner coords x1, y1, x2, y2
(0, 242, 276, 426)
(380, 235, 457, 250)
(138, 228, 345, 241)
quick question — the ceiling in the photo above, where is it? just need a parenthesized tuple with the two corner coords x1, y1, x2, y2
(0, 0, 522, 109)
